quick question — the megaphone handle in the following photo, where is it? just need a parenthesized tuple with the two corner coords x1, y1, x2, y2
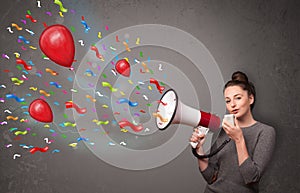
(189, 126, 209, 148)
(191, 138, 231, 159)
(190, 141, 198, 149)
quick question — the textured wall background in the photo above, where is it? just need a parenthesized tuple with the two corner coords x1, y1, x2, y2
(0, 0, 299, 193)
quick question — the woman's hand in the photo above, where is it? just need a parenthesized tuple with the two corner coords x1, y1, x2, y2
(222, 117, 244, 142)
(190, 128, 206, 149)
(190, 128, 209, 170)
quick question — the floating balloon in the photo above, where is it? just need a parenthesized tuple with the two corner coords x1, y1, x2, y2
(115, 59, 131, 77)
(39, 24, 75, 68)
(29, 99, 53, 123)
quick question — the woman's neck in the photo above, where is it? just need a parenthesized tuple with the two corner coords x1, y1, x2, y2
(236, 111, 256, 128)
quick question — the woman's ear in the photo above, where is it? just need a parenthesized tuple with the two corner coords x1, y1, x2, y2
(249, 94, 254, 105)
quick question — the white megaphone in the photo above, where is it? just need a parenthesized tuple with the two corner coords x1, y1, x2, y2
(155, 89, 221, 131)
(155, 89, 229, 158)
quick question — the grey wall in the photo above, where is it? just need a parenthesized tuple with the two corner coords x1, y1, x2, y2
(0, 0, 299, 193)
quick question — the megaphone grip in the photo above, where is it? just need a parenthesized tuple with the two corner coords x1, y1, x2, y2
(199, 111, 220, 131)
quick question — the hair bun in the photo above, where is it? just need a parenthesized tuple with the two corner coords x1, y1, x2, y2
(231, 71, 248, 83)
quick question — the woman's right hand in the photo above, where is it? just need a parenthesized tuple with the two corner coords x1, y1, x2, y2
(190, 128, 206, 149)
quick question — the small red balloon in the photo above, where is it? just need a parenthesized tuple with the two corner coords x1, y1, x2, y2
(29, 99, 53, 123)
(115, 59, 131, 77)
(39, 24, 75, 68)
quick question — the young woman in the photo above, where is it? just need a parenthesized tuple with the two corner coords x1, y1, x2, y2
(190, 71, 276, 193)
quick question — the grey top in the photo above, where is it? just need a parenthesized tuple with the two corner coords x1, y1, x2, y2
(201, 122, 276, 193)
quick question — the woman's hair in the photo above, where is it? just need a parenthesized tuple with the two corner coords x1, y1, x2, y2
(223, 71, 256, 110)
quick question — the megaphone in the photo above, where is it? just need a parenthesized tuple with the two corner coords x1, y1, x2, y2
(155, 89, 231, 159)
(155, 89, 220, 131)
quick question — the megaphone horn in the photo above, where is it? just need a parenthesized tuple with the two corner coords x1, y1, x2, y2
(155, 89, 220, 131)
(155, 89, 231, 159)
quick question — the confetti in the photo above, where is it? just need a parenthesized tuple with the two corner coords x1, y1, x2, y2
(5, 144, 12, 148)
(44, 138, 53, 144)
(0, 121, 8, 125)
(16, 59, 32, 70)
(119, 141, 127, 146)
(65, 101, 87, 114)
(90, 46, 103, 60)
(141, 62, 150, 73)
(11, 77, 24, 85)
(6, 94, 25, 102)
(150, 78, 165, 93)
(2, 54, 9, 59)
(30, 146, 49, 154)
(6, 27, 13, 33)
(63, 122, 76, 127)
(92, 119, 109, 125)
(102, 81, 118, 92)
(26, 14, 37, 23)
(11, 23, 22, 30)
(45, 68, 58, 75)
(118, 98, 138, 107)
(46, 11, 52, 16)
(70, 88, 78, 93)
(142, 95, 148, 100)
(68, 143, 77, 148)
(13, 154, 21, 159)
(18, 36, 30, 44)
(122, 41, 131, 52)
(25, 28, 35, 36)
(49, 82, 61, 88)
(86, 95, 96, 102)
(39, 90, 51, 97)
(152, 113, 168, 122)
(29, 87, 38, 91)
(78, 40, 84, 46)
(59, 11, 64, 17)
(29, 46, 37, 50)
(54, 0, 68, 12)
(118, 120, 143, 132)
(6, 116, 19, 121)
(52, 149, 60, 153)
(14, 130, 28, 136)
(159, 63, 163, 71)
(136, 37, 140, 45)
(4, 109, 12, 114)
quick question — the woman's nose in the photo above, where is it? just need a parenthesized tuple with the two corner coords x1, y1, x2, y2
(230, 101, 236, 107)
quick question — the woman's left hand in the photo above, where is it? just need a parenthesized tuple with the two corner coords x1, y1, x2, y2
(222, 117, 244, 142)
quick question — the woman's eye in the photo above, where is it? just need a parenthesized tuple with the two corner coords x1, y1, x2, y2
(225, 100, 230, 104)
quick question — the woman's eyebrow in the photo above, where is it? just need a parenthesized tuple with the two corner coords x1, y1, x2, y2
(233, 93, 242, 97)
(225, 93, 243, 99)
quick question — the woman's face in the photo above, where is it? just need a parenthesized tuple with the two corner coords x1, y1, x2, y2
(224, 85, 254, 119)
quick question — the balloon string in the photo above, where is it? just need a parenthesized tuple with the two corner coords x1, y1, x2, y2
(43, 22, 48, 28)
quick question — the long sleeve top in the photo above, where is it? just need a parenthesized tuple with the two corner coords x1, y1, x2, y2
(201, 121, 276, 193)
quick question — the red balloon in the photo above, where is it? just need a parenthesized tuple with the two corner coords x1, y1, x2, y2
(115, 59, 131, 77)
(39, 24, 75, 68)
(29, 99, 53, 123)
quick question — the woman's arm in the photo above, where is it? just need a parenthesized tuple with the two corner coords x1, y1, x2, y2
(190, 131, 209, 171)
(222, 119, 249, 166)
(223, 120, 276, 184)
(238, 125, 276, 184)
(235, 135, 249, 166)
(196, 145, 209, 171)
(198, 145, 219, 184)
(190, 129, 219, 184)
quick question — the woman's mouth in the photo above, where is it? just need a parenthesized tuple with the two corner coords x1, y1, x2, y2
(232, 109, 239, 114)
